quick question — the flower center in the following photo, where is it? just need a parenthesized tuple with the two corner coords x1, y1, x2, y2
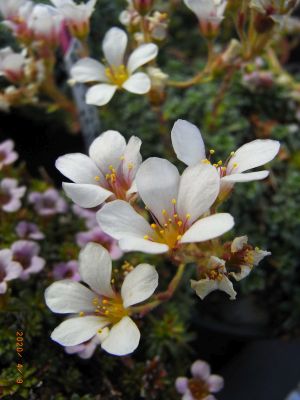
(188, 378, 210, 399)
(202, 149, 238, 178)
(144, 199, 191, 249)
(94, 158, 135, 200)
(105, 65, 129, 87)
(92, 295, 128, 325)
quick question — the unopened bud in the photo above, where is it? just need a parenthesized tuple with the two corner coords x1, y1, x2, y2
(132, 0, 154, 16)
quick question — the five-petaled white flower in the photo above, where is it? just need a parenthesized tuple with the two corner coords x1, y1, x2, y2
(45, 243, 158, 356)
(191, 256, 237, 300)
(171, 119, 280, 195)
(50, 0, 97, 38)
(97, 157, 234, 254)
(56, 130, 142, 208)
(184, 0, 227, 36)
(70, 27, 158, 106)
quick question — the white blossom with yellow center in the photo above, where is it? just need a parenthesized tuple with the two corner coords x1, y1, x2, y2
(55, 129, 142, 208)
(45, 243, 158, 356)
(171, 119, 280, 194)
(97, 158, 234, 254)
(70, 27, 158, 106)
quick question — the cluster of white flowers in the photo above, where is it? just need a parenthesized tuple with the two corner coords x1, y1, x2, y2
(46, 118, 279, 356)
(0, 0, 97, 44)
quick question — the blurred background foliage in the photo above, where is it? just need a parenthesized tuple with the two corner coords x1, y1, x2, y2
(1, 0, 300, 399)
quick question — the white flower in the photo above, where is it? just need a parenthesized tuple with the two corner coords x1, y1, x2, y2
(97, 158, 234, 254)
(56, 130, 142, 208)
(50, 0, 97, 38)
(171, 119, 280, 190)
(28, 4, 63, 46)
(0, 0, 28, 21)
(184, 0, 227, 34)
(191, 256, 237, 300)
(45, 243, 158, 356)
(70, 27, 158, 106)
(0, 47, 26, 83)
(229, 236, 271, 281)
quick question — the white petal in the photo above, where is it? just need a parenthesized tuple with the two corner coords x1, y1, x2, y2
(89, 130, 126, 174)
(231, 236, 248, 252)
(181, 213, 234, 243)
(51, 316, 108, 346)
(97, 200, 151, 240)
(227, 139, 280, 174)
(45, 280, 95, 313)
(122, 72, 151, 94)
(102, 27, 128, 67)
(222, 170, 270, 183)
(218, 276, 237, 300)
(121, 264, 158, 308)
(127, 43, 158, 74)
(70, 58, 107, 83)
(191, 278, 219, 300)
(55, 153, 103, 184)
(119, 237, 168, 254)
(230, 266, 252, 281)
(135, 157, 180, 225)
(62, 182, 112, 208)
(101, 316, 140, 356)
(171, 119, 206, 166)
(122, 136, 142, 178)
(79, 243, 114, 298)
(86, 84, 117, 106)
(177, 163, 220, 224)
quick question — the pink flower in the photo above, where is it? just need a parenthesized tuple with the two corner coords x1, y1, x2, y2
(76, 227, 123, 260)
(0, 139, 18, 169)
(0, 249, 22, 294)
(175, 360, 224, 400)
(0, 178, 25, 213)
(28, 188, 67, 217)
(52, 260, 80, 281)
(11, 240, 45, 280)
(16, 221, 45, 240)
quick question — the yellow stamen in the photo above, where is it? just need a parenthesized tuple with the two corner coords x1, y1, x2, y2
(171, 199, 177, 204)
(209, 149, 215, 154)
(79, 311, 84, 317)
(94, 176, 100, 181)
(150, 224, 157, 229)
(144, 235, 149, 240)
